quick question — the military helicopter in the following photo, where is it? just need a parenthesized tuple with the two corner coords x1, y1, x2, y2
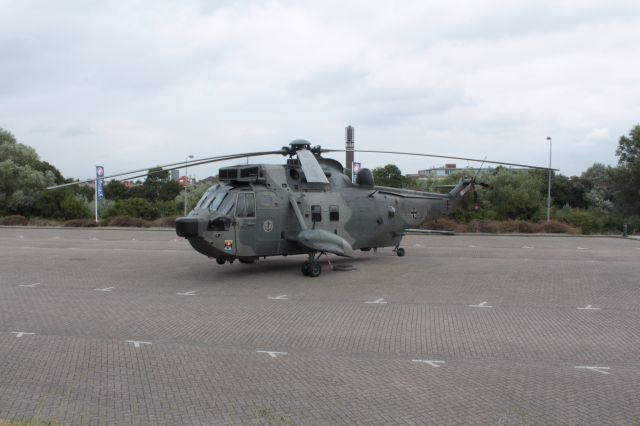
(49, 140, 553, 277)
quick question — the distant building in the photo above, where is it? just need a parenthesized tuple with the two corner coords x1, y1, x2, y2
(171, 169, 180, 181)
(414, 164, 527, 180)
(345, 125, 354, 171)
(418, 163, 458, 178)
(200, 176, 219, 185)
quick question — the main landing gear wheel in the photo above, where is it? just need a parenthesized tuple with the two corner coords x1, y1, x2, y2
(216, 257, 226, 265)
(396, 247, 405, 257)
(301, 257, 322, 277)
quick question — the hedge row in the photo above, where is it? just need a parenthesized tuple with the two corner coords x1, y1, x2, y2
(0, 215, 177, 228)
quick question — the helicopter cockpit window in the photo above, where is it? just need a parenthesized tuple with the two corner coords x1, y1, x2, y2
(207, 192, 228, 212)
(218, 193, 236, 215)
(311, 205, 322, 222)
(195, 191, 215, 210)
(235, 193, 256, 218)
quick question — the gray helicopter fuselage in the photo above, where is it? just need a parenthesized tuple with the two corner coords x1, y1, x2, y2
(178, 157, 468, 261)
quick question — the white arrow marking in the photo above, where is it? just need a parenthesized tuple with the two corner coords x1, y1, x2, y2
(256, 350, 287, 358)
(267, 295, 288, 300)
(177, 290, 196, 296)
(575, 366, 610, 375)
(12, 332, 35, 338)
(577, 305, 601, 310)
(126, 340, 151, 348)
(18, 283, 40, 288)
(469, 301, 493, 308)
(413, 359, 445, 367)
(95, 287, 114, 292)
(365, 298, 387, 304)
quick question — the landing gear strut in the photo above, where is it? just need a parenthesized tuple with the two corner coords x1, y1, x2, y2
(301, 252, 322, 277)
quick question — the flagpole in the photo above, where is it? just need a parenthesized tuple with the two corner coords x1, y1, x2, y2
(94, 178, 98, 222)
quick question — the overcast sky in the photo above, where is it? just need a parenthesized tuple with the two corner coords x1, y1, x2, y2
(1, 0, 639, 179)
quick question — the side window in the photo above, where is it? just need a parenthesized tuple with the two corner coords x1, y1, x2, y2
(235, 193, 247, 217)
(329, 205, 339, 221)
(235, 193, 256, 218)
(311, 205, 322, 222)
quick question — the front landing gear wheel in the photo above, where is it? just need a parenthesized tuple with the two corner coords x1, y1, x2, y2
(396, 247, 405, 257)
(308, 261, 321, 277)
(301, 261, 311, 276)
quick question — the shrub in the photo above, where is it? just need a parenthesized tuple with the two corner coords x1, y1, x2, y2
(0, 215, 28, 226)
(107, 216, 150, 227)
(107, 198, 159, 220)
(28, 217, 63, 226)
(63, 219, 99, 227)
(556, 210, 603, 234)
(540, 221, 577, 234)
(421, 218, 460, 231)
(151, 216, 177, 228)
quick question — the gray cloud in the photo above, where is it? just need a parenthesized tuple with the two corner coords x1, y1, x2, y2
(0, 0, 638, 178)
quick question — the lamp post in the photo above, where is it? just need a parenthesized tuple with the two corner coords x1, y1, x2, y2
(546, 137, 552, 223)
(184, 155, 194, 216)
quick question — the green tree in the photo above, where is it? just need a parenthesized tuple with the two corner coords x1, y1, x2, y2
(34, 188, 91, 219)
(615, 124, 640, 167)
(613, 125, 640, 216)
(104, 180, 127, 201)
(107, 197, 159, 220)
(372, 164, 408, 188)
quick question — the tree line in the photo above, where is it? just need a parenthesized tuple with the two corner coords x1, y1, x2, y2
(372, 125, 640, 233)
(1, 125, 639, 233)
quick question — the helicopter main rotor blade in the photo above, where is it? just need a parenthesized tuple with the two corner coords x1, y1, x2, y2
(46, 149, 287, 190)
(297, 148, 330, 184)
(323, 149, 558, 171)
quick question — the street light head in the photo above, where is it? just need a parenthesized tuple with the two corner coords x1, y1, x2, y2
(546, 136, 551, 141)
(188, 155, 194, 159)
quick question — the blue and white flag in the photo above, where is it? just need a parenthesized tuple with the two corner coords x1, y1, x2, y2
(96, 166, 105, 201)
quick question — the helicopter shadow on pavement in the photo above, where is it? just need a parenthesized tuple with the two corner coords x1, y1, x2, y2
(197, 253, 387, 279)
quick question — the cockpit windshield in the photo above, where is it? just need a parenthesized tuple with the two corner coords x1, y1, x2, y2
(194, 185, 234, 214)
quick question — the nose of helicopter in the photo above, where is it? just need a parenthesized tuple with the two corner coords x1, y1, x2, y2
(175, 217, 200, 238)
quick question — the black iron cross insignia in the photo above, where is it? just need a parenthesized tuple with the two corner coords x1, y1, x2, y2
(410, 208, 418, 219)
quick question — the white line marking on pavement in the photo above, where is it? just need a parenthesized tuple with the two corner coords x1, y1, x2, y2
(95, 287, 114, 292)
(12, 332, 35, 338)
(469, 301, 493, 308)
(576, 246, 589, 250)
(131, 238, 137, 241)
(177, 290, 196, 296)
(365, 298, 387, 304)
(256, 350, 287, 358)
(17, 235, 24, 239)
(126, 340, 152, 348)
(267, 295, 288, 300)
(413, 359, 445, 367)
(575, 366, 610, 375)
(18, 283, 40, 288)
(521, 245, 533, 249)
(577, 305, 601, 310)
(90, 237, 98, 241)
(53, 236, 60, 239)
(467, 244, 477, 248)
